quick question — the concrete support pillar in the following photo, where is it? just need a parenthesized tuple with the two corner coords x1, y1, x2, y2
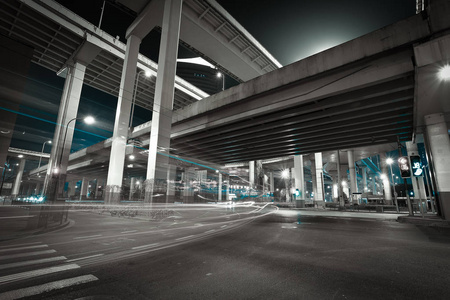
(249, 161, 255, 188)
(11, 158, 25, 198)
(106, 35, 141, 205)
(314, 152, 324, 207)
(80, 177, 88, 200)
(166, 165, 176, 203)
(129, 177, 137, 201)
(293, 155, 305, 199)
(225, 175, 230, 201)
(336, 150, 344, 206)
(43, 62, 87, 203)
(347, 150, 358, 196)
(182, 167, 195, 203)
(218, 173, 222, 202)
(424, 113, 450, 219)
(380, 153, 393, 204)
(35, 182, 41, 196)
(269, 172, 274, 194)
(145, 0, 183, 204)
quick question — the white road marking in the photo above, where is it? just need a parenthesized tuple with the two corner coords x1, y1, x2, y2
(0, 215, 34, 219)
(66, 254, 104, 262)
(175, 235, 195, 241)
(0, 242, 42, 249)
(221, 225, 227, 228)
(73, 234, 102, 240)
(121, 230, 138, 234)
(0, 250, 57, 261)
(204, 230, 216, 234)
(132, 243, 160, 250)
(0, 264, 80, 284)
(0, 256, 66, 270)
(0, 274, 98, 299)
(0, 244, 48, 253)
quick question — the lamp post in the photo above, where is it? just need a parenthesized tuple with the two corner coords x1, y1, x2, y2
(129, 70, 151, 131)
(55, 116, 95, 174)
(386, 157, 399, 213)
(37, 140, 52, 177)
(217, 71, 225, 91)
(45, 116, 94, 203)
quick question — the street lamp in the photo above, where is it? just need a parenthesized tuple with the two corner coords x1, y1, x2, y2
(217, 71, 225, 91)
(37, 140, 52, 177)
(438, 64, 450, 81)
(129, 70, 151, 130)
(55, 116, 95, 174)
(386, 157, 399, 212)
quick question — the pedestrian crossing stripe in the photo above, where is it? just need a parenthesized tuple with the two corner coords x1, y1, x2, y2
(0, 274, 98, 300)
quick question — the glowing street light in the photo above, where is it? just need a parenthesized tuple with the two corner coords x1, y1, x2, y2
(55, 116, 95, 174)
(438, 65, 450, 81)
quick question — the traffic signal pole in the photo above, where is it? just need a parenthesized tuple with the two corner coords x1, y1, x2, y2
(397, 137, 414, 216)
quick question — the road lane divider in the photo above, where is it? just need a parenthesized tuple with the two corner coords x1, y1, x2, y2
(66, 254, 104, 262)
(73, 234, 102, 240)
(0, 244, 48, 253)
(132, 243, 160, 250)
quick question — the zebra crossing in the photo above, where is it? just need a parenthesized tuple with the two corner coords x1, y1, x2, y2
(0, 241, 98, 299)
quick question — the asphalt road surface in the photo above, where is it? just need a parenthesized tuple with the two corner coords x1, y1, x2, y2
(1, 205, 450, 299)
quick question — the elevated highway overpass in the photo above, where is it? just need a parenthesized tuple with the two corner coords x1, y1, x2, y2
(2, 0, 450, 218)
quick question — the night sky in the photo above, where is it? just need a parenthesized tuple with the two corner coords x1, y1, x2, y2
(11, 0, 417, 155)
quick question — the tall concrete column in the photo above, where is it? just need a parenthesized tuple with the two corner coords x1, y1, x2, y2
(11, 159, 25, 198)
(269, 172, 274, 194)
(380, 153, 393, 204)
(424, 113, 450, 219)
(43, 62, 87, 203)
(129, 177, 137, 201)
(314, 152, 324, 207)
(249, 161, 255, 188)
(218, 173, 222, 202)
(182, 167, 195, 203)
(145, 0, 183, 204)
(166, 165, 176, 203)
(106, 35, 141, 204)
(347, 150, 357, 196)
(35, 183, 41, 196)
(80, 177, 88, 200)
(293, 155, 305, 199)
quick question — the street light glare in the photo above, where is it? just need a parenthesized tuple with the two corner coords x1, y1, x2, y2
(386, 158, 394, 165)
(217, 72, 222, 78)
(144, 70, 151, 77)
(439, 65, 450, 81)
(48, 140, 52, 144)
(84, 116, 95, 124)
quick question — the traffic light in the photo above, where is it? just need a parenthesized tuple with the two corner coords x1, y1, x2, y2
(398, 156, 411, 178)
(410, 156, 423, 176)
